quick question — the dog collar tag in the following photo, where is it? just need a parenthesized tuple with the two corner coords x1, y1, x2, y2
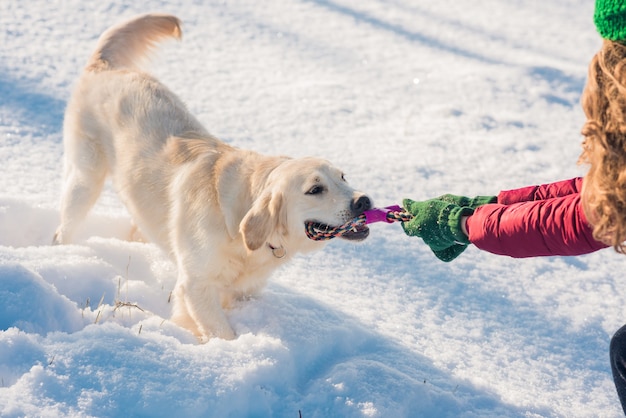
(268, 243, 286, 258)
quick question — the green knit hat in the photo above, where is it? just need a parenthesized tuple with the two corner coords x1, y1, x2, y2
(594, 0, 626, 41)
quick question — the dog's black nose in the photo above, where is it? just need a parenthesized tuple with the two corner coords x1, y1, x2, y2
(351, 195, 372, 216)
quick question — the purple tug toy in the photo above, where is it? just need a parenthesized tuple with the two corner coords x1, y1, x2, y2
(305, 205, 412, 241)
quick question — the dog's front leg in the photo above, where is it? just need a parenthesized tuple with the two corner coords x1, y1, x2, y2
(171, 273, 236, 341)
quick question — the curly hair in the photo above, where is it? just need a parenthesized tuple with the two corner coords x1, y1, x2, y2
(579, 39, 626, 253)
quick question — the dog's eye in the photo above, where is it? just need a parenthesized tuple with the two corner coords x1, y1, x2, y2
(306, 185, 324, 195)
(341, 173, 346, 182)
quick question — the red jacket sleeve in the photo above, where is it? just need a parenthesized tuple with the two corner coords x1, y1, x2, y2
(497, 177, 583, 205)
(466, 192, 608, 258)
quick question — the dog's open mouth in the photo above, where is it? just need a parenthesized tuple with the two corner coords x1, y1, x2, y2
(304, 220, 370, 241)
(339, 224, 370, 241)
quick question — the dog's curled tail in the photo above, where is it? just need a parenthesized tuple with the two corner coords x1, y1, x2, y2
(87, 13, 182, 72)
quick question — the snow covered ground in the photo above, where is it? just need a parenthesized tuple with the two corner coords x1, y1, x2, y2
(1, 0, 623, 416)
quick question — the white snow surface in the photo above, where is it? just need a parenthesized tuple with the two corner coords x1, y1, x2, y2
(1, 0, 624, 416)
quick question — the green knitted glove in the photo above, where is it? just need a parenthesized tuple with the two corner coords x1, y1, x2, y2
(436, 194, 497, 209)
(427, 243, 469, 263)
(401, 198, 474, 262)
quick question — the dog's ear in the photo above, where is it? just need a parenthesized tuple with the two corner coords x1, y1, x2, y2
(240, 189, 287, 251)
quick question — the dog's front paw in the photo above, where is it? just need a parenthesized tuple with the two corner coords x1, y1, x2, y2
(203, 324, 236, 342)
(197, 331, 236, 344)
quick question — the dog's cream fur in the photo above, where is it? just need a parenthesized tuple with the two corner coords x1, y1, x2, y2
(54, 14, 372, 341)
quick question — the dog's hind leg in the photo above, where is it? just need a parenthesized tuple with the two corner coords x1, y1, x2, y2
(53, 136, 107, 244)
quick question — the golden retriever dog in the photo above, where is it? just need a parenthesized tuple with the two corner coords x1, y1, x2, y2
(53, 14, 372, 341)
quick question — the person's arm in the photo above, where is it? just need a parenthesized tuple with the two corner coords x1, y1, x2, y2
(498, 177, 583, 205)
(466, 192, 607, 258)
